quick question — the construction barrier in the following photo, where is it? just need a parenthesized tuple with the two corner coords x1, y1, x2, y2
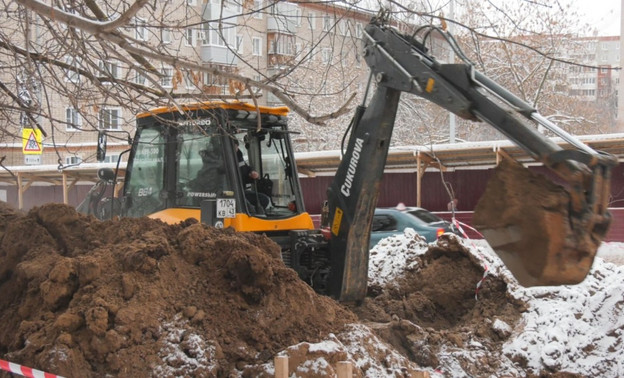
(1, 356, 431, 377)
(0, 358, 65, 378)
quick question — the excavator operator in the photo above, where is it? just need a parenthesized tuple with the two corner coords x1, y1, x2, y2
(235, 140, 270, 210)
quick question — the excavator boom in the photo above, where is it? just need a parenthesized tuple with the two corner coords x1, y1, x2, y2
(325, 17, 617, 300)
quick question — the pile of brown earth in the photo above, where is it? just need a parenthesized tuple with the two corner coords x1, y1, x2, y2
(0, 202, 527, 377)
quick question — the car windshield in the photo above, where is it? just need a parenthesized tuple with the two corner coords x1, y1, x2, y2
(408, 209, 444, 223)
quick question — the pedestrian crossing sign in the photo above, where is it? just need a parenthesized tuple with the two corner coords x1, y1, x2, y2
(22, 128, 43, 155)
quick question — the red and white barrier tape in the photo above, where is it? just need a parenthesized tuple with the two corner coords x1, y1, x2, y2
(0, 358, 65, 378)
(451, 217, 489, 300)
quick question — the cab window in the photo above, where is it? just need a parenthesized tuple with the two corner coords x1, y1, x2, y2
(124, 128, 166, 217)
(176, 129, 230, 207)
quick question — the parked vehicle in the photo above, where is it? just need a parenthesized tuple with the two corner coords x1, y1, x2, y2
(396, 203, 462, 235)
(370, 208, 460, 247)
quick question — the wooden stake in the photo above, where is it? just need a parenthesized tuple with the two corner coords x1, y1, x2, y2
(274, 355, 288, 378)
(337, 361, 353, 378)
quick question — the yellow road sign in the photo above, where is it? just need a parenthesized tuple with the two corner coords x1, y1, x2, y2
(22, 128, 43, 155)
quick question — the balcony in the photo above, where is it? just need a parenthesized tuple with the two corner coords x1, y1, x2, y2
(200, 45, 238, 66)
(201, 2, 239, 65)
(267, 2, 299, 34)
(267, 33, 295, 68)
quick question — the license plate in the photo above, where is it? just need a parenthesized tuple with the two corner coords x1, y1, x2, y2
(216, 198, 236, 218)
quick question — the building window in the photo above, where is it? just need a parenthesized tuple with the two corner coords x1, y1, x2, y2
(135, 18, 147, 41)
(236, 35, 243, 53)
(65, 156, 83, 165)
(253, 74, 263, 94)
(161, 28, 171, 44)
(200, 25, 209, 45)
(209, 27, 226, 47)
(321, 48, 331, 63)
(308, 12, 315, 30)
(184, 71, 196, 89)
(185, 27, 196, 46)
(65, 107, 82, 131)
(187, 0, 196, 6)
(99, 107, 121, 130)
(323, 14, 331, 32)
(201, 64, 233, 94)
(103, 154, 121, 163)
(356, 23, 363, 38)
(64, 56, 80, 83)
(135, 71, 147, 85)
(203, 22, 235, 47)
(339, 20, 348, 36)
(99, 60, 120, 80)
(252, 37, 262, 56)
(253, 0, 263, 19)
(270, 36, 295, 55)
(161, 66, 173, 87)
(230, 0, 242, 13)
(295, 8, 302, 26)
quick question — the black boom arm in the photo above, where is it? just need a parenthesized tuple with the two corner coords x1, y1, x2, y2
(325, 18, 617, 301)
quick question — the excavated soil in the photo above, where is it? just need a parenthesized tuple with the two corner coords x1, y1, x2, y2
(0, 202, 527, 377)
(473, 158, 600, 286)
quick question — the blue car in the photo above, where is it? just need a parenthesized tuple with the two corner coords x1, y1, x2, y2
(370, 207, 460, 247)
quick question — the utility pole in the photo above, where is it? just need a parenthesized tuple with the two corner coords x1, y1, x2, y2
(448, 0, 456, 143)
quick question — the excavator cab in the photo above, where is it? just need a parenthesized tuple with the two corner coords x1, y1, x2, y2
(103, 102, 314, 245)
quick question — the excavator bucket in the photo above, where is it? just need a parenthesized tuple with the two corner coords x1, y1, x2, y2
(473, 159, 610, 287)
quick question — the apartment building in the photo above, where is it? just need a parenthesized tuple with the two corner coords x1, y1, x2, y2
(566, 36, 620, 100)
(2, 1, 622, 170)
(0, 0, 371, 167)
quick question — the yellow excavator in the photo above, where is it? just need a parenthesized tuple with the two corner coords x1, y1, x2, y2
(80, 16, 617, 302)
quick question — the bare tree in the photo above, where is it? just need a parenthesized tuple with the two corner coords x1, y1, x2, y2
(1, 0, 368, 165)
(445, 0, 619, 141)
(0, 0, 618, 169)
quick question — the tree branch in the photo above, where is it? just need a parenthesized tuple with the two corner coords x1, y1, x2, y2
(15, 0, 354, 124)
(0, 79, 47, 137)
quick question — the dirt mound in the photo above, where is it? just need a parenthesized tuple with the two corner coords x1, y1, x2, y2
(0, 203, 356, 377)
(0, 202, 530, 377)
(355, 236, 527, 375)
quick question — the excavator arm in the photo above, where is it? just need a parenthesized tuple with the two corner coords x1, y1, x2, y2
(325, 17, 617, 301)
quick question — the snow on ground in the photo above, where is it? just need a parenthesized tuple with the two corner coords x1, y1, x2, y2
(368, 231, 624, 376)
(598, 241, 624, 266)
(242, 233, 624, 376)
(503, 241, 624, 376)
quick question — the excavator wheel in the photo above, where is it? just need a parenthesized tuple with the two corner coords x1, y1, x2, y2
(473, 159, 607, 287)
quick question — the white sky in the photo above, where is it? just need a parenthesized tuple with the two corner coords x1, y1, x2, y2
(569, 0, 621, 36)
(439, 0, 621, 36)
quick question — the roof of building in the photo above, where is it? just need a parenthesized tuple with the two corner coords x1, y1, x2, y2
(1, 133, 623, 186)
